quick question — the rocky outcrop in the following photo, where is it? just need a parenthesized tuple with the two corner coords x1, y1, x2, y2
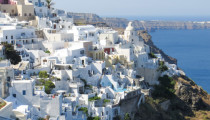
(134, 75, 210, 120)
(174, 75, 210, 111)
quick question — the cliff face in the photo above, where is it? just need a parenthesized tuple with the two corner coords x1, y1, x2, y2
(134, 75, 210, 120)
(135, 31, 210, 120)
(65, 11, 210, 31)
(138, 30, 177, 64)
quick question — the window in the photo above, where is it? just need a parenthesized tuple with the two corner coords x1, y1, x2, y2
(80, 50, 84, 54)
(41, 2, 44, 6)
(11, 36, 13, 39)
(24, 13, 27, 16)
(7, 77, 10, 82)
(29, 13, 32, 16)
(13, 94, 16, 98)
(3, 10, 6, 13)
(22, 90, 26, 95)
(12, 10, 14, 13)
(6, 36, 7, 39)
(35, 2, 38, 6)
(21, 33, 25, 36)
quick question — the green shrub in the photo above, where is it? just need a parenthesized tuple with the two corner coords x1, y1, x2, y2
(38, 79, 55, 94)
(79, 107, 88, 116)
(89, 96, 101, 101)
(39, 71, 48, 78)
(103, 99, 110, 103)
(124, 113, 131, 120)
(148, 52, 157, 58)
(45, 50, 50, 54)
(103, 99, 110, 106)
(3, 43, 21, 65)
(44, 80, 55, 94)
(87, 116, 100, 120)
(152, 75, 176, 99)
(157, 64, 168, 72)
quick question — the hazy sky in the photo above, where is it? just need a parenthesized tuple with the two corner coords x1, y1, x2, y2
(54, 0, 210, 17)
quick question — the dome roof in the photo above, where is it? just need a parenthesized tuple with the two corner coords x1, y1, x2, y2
(126, 22, 135, 31)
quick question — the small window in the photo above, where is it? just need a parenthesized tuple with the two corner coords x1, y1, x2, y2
(22, 90, 26, 95)
(21, 33, 25, 36)
(29, 13, 32, 16)
(11, 36, 13, 39)
(80, 50, 84, 54)
(7, 77, 10, 82)
(13, 94, 16, 98)
(6, 36, 7, 39)
(24, 13, 27, 16)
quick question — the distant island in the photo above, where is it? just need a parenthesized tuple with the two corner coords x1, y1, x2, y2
(60, 10, 210, 31)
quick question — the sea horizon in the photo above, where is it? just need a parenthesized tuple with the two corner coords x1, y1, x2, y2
(101, 15, 210, 22)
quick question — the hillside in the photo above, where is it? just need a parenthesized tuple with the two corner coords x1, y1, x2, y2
(65, 10, 210, 120)
(134, 31, 210, 120)
(134, 75, 210, 120)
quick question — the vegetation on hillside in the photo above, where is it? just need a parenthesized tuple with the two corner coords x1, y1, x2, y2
(148, 52, 157, 58)
(152, 75, 176, 100)
(157, 61, 168, 72)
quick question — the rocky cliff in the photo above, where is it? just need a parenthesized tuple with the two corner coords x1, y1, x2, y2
(134, 31, 210, 120)
(134, 75, 210, 120)
(65, 11, 210, 31)
(138, 30, 177, 64)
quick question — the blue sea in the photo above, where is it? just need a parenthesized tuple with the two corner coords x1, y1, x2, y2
(150, 29, 210, 93)
(124, 16, 210, 21)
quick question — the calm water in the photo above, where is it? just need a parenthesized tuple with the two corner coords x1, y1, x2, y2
(150, 29, 210, 93)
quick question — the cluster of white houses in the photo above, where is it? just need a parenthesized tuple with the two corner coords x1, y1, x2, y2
(0, 0, 185, 120)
